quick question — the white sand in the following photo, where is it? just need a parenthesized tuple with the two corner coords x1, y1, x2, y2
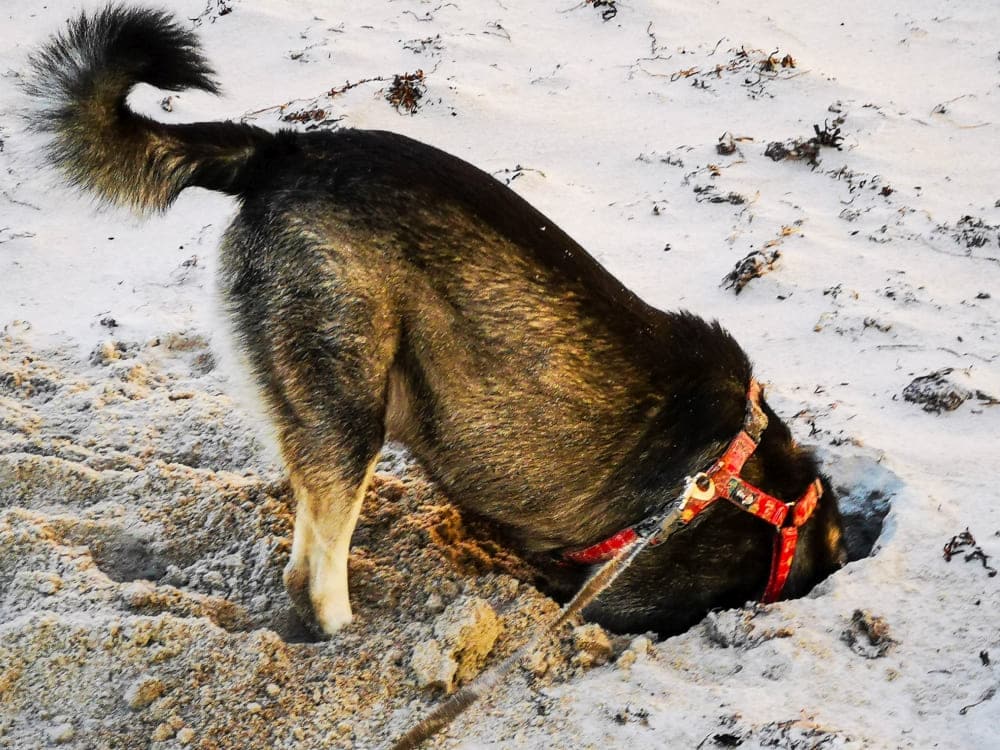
(2, 1, 998, 747)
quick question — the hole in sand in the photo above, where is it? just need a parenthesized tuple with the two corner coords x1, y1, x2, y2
(818, 447, 899, 561)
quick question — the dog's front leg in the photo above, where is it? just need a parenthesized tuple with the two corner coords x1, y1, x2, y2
(283, 458, 377, 636)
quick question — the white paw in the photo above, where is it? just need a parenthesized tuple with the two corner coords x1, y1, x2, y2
(314, 593, 354, 635)
(310, 552, 353, 635)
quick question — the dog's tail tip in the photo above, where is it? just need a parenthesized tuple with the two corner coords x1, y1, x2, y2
(27, 4, 219, 104)
(25, 4, 263, 212)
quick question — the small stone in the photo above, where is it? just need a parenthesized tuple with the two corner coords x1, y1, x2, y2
(151, 722, 175, 742)
(176, 728, 195, 745)
(629, 635, 653, 657)
(617, 649, 637, 671)
(265, 683, 280, 697)
(410, 597, 503, 691)
(336, 720, 352, 735)
(572, 623, 613, 669)
(525, 649, 549, 677)
(124, 676, 165, 710)
(246, 702, 262, 714)
(47, 723, 74, 743)
(424, 593, 444, 613)
(410, 639, 455, 691)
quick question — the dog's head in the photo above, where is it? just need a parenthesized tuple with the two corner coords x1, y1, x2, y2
(577, 380, 848, 637)
(740, 394, 848, 595)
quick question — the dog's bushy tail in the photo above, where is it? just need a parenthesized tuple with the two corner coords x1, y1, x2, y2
(25, 4, 272, 212)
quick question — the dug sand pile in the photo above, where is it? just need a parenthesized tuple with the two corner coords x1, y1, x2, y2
(1, 327, 621, 748)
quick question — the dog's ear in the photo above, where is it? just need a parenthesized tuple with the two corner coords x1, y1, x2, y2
(815, 476, 848, 569)
(776, 474, 846, 598)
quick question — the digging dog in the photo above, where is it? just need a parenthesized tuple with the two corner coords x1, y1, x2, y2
(28, 6, 847, 637)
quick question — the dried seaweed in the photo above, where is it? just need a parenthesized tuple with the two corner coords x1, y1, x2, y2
(386, 70, 426, 114)
(585, 0, 618, 21)
(842, 610, 895, 659)
(765, 120, 844, 167)
(943, 529, 997, 577)
(902, 369, 972, 413)
(722, 249, 780, 294)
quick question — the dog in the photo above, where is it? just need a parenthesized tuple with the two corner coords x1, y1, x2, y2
(27, 5, 846, 638)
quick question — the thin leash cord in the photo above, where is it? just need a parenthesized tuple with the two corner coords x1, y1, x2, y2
(389, 504, 685, 750)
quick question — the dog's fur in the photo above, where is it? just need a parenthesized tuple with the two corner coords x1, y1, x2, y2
(28, 6, 847, 637)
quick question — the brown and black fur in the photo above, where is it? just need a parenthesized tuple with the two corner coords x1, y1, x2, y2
(27, 5, 846, 637)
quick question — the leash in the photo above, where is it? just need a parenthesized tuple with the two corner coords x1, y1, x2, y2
(390, 379, 824, 747)
(389, 489, 692, 750)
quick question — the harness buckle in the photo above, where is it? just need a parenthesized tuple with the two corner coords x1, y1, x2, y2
(689, 472, 715, 500)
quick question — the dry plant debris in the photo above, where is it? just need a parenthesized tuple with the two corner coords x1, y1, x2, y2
(280, 108, 336, 127)
(584, 0, 618, 22)
(491, 165, 547, 186)
(934, 215, 1000, 251)
(664, 46, 801, 98)
(700, 715, 850, 749)
(841, 609, 895, 659)
(246, 69, 429, 129)
(960, 686, 997, 716)
(765, 120, 845, 167)
(190, 0, 235, 26)
(721, 226, 799, 294)
(386, 70, 426, 114)
(943, 529, 997, 577)
(716, 132, 738, 155)
(721, 249, 780, 294)
(902, 368, 972, 413)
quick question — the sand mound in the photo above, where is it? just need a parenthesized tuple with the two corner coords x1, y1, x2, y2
(0, 328, 621, 749)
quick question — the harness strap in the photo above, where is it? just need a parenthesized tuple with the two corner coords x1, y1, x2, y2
(760, 478, 822, 602)
(563, 380, 823, 603)
(566, 527, 639, 565)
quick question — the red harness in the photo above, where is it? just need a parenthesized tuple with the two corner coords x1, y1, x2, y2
(563, 380, 823, 603)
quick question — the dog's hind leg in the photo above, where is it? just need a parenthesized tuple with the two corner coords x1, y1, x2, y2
(283, 450, 379, 636)
(229, 259, 400, 636)
(270, 316, 396, 637)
